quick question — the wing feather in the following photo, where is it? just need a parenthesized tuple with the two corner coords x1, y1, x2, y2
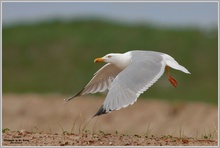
(94, 51, 166, 116)
(65, 63, 122, 102)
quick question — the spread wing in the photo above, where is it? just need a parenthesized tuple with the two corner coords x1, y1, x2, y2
(94, 51, 166, 116)
(64, 63, 122, 102)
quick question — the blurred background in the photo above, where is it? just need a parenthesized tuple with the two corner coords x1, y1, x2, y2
(2, 2, 218, 103)
(2, 2, 218, 137)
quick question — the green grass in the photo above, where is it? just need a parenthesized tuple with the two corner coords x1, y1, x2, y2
(2, 19, 218, 104)
(2, 128, 10, 133)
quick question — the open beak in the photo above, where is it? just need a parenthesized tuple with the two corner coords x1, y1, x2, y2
(94, 57, 104, 63)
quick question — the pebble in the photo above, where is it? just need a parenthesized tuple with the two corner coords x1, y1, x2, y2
(125, 142, 130, 145)
(20, 129, 27, 133)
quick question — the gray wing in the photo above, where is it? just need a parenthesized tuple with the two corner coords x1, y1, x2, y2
(94, 51, 166, 116)
(65, 63, 122, 102)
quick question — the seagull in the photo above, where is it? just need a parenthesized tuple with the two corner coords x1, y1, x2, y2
(65, 50, 190, 117)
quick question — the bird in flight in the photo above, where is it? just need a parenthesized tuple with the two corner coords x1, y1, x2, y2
(64, 50, 190, 117)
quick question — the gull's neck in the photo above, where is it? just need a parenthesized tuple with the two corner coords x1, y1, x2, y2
(111, 52, 131, 69)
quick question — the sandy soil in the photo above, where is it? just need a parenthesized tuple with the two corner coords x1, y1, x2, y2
(2, 94, 218, 146)
(2, 130, 218, 146)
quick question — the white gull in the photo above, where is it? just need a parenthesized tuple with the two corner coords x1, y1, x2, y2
(65, 50, 190, 117)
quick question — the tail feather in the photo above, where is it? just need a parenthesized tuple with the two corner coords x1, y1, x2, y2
(162, 54, 190, 74)
(177, 65, 190, 74)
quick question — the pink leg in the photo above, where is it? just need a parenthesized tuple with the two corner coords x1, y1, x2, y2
(166, 66, 178, 87)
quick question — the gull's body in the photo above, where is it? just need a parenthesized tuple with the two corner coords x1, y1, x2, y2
(65, 50, 190, 116)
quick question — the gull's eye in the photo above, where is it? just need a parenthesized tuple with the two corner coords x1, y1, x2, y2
(107, 55, 112, 58)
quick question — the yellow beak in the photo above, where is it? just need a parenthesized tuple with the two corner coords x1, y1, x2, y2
(94, 58, 104, 63)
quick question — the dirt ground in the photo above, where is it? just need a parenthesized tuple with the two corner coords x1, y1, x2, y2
(2, 94, 218, 146)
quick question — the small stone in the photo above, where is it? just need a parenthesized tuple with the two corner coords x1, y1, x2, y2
(19, 129, 27, 133)
(182, 139, 189, 144)
(125, 142, 130, 145)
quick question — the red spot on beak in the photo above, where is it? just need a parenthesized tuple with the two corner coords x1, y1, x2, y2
(94, 58, 104, 63)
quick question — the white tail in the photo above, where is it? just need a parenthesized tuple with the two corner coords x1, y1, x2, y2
(162, 54, 190, 74)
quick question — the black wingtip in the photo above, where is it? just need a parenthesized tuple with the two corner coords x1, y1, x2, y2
(93, 105, 108, 117)
(64, 88, 84, 102)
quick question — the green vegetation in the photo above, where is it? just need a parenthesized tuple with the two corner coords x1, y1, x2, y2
(2, 19, 218, 104)
(2, 128, 10, 133)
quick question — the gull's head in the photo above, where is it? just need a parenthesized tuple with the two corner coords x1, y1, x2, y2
(94, 52, 131, 69)
(94, 53, 118, 63)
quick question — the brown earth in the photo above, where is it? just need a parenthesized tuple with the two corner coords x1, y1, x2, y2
(2, 130, 218, 146)
(2, 94, 218, 146)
